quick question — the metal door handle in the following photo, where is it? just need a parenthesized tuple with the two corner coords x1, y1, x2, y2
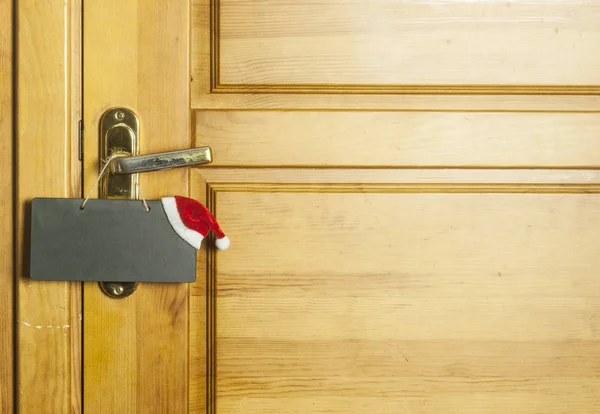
(109, 147, 212, 174)
(98, 107, 211, 298)
(100, 107, 212, 201)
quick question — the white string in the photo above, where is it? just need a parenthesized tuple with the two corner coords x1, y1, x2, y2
(137, 182, 151, 212)
(80, 154, 120, 209)
(80, 154, 149, 211)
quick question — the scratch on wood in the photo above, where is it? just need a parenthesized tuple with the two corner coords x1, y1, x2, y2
(18, 320, 70, 329)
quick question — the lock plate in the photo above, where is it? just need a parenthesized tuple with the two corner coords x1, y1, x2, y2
(100, 282, 138, 298)
(100, 108, 139, 199)
(99, 108, 140, 297)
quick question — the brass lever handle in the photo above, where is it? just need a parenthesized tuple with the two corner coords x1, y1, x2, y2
(98, 107, 213, 298)
(109, 147, 212, 174)
(100, 107, 213, 201)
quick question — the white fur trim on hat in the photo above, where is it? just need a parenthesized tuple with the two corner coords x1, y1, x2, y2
(162, 197, 204, 250)
(215, 236, 230, 251)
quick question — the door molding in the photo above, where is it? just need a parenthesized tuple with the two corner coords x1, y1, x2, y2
(13, 1, 83, 412)
(0, 0, 13, 410)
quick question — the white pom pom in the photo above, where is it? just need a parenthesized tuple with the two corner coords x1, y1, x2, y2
(215, 236, 230, 251)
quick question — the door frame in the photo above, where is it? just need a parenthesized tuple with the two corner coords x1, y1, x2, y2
(8, 1, 83, 412)
(8, 1, 190, 411)
(1, 0, 14, 409)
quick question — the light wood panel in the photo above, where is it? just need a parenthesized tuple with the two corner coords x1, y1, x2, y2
(192, 0, 600, 109)
(193, 168, 600, 186)
(213, 0, 600, 92)
(190, 174, 600, 413)
(82, 0, 600, 412)
(82, 1, 190, 412)
(213, 378, 600, 414)
(0, 0, 12, 411)
(15, 1, 82, 413)
(193, 94, 600, 112)
(195, 111, 600, 167)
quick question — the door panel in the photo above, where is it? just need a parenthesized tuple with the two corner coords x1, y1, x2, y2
(192, 0, 600, 110)
(195, 111, 600, 167)
(190, 170, 600, 412)
(15, 2, 82, 412)
(81, 0, 600, 413)
(187, 0, 600, 412)
(215, 0, 600, 88)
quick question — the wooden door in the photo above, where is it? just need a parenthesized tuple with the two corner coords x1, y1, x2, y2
(13, 1, 83, 412)
(13, 0, 600, 413)
(1, 0, 13, 410)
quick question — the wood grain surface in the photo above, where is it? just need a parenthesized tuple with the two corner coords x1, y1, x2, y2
(194, 111, 600, 168)
(186, 0, 600, 411)
(79, 0, 600, 412)
(15, 1, 82, 412)
(0, 0, 12, 411)
(214, 0, 600, 89)
(190, 170, 600, 413)
(82, 1, 191, 412)
(192, 0, 600, 110)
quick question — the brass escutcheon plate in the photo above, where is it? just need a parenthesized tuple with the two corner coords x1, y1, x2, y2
(99, 108, 140, 298)
(100, 281, 139, 299)
(99, 107, 139, 199)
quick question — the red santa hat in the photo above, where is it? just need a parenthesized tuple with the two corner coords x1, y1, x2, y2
(161, 196, 230, 250)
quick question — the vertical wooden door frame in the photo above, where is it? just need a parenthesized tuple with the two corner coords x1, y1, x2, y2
(5, 1, 188, 411)
(12, 1, 82, 412)
(0, 0, 13, 410)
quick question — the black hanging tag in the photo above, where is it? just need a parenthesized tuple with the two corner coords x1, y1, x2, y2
(29, 198, 196, 282)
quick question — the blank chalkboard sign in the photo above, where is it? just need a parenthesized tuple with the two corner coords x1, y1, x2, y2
(30, 198, 196, 282)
